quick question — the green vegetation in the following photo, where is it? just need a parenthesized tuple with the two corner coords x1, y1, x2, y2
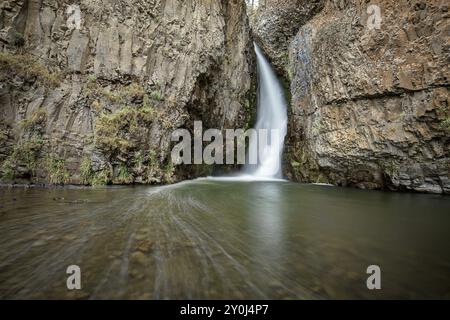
(1, 108, 48, 182)
(20, 108, 47, 134)
(85, 81, 146, 105)
(143, 150, 162, 183)
(87, 74, 97, 82)
(114, 164, 133, 184)
(79, 156, 113, 186)
(0, 119, 9, 147)
(95, 106, 156, 158)
(46, 155, 70, 185)
(1, 134, 44, 180)
(441, 117, 450, 131)
(91, 169, 111, 186)
(1, 160, 14, 181)
(0, 52, 61, 87)
(383, 160, 400, 179)
(150, 89, 163, 101)
(162, 161, 175, 184)
(11, 31, 25, 47)
(438, 105, 450, 131)
(79, 156, 94, 185)
(291, 161, 301, 168)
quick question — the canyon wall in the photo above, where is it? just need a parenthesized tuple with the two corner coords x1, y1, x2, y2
(253, 0, 450, 194)
(0, 0, 256, 185)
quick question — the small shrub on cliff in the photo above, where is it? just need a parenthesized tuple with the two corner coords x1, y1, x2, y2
(162, 161, 175, 184)
(143, 150, 162, 183)
(91, 100, 103, 113)
(1, 160, 15, 181)
(126, 83, 146, 100)
(440, 117, 450, 131)
(85, 82, 146, 104)
(0, 120, 9, 147)
(91, 169, 111, 186)
(11, 32, 25, 47)
(94, 106, 156, 158)
(46, 155, 70, 185)
(79, 156, 94, 185)
(0, 52, 61, 87)
(150, 90, 163, 101)
(114, 164, 134, 184)
(3, 134, 44, 179)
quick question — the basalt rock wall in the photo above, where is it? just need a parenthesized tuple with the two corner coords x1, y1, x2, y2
(253, 0, 450, 194)
(0, 0, 256, 185)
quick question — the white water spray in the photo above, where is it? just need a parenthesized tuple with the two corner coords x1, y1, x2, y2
(244, 43, 288, 179)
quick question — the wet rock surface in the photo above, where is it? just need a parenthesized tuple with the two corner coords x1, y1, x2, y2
(253, 0, 450, 194)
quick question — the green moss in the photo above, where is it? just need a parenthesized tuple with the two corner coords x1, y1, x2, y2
(46, 155, 70, 185)
(0, 52, 61, 87)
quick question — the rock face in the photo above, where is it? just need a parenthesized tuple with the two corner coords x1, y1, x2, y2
(254, 0, 450, 194)
(0, 0, 256, 185)
(252, 0, 324, 77)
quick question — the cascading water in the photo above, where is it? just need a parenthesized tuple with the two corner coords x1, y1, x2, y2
(245, 43, 288, 179)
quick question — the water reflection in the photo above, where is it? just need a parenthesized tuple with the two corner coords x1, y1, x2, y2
(247, 182, 285, 263)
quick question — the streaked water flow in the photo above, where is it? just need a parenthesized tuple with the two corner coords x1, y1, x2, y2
(0, 183, 449, 299)
(1, 46, 449, 300)
(245, 43, 287, 179)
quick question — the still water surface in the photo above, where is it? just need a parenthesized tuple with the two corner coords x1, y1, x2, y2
(0, 179, 449, 299)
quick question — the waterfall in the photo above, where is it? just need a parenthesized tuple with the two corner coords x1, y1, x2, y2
(245, 43, 288, 179)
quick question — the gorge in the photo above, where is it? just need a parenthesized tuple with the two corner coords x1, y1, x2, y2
(0, 0, 448, 193)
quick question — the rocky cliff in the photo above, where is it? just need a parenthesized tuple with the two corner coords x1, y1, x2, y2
(0, 0, 256, 185)
(253, 0, 450, 194)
